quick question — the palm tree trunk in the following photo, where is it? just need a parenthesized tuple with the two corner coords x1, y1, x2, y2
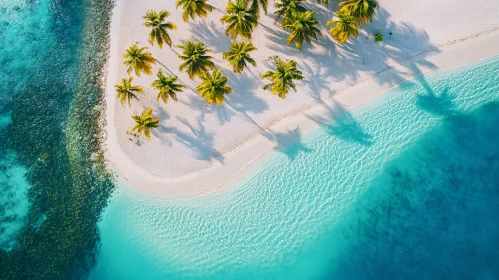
(168, 45, 179, 55)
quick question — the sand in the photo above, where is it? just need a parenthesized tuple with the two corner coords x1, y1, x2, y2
(104, 0, 499, 196)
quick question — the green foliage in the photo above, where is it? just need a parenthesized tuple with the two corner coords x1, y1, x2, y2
(123, 44, 156, 77)
(176, 0, 213, 22)
(177, 40, 216, 79)
(327, 12, 359, 44)
(115, 77, 143, 106)
(316, 0, 329, 7)
(131, 108, 160, 139)
(262, 56, 304, 98)
(339, 0, 379, 26)
(374, 32, 383, 42)
(274, 0, 306, 24)
(221, 0, 258, 40)
(251, 0, 268, 18)
(152, 69, 185, 103)
(195, 69, 233, 105)
(283, 10, 322, 50)
(143, 10, 177, 48)
(223, 40, 258, 73)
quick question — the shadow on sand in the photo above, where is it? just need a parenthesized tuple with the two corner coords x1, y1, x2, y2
(149, 4, 442, 165)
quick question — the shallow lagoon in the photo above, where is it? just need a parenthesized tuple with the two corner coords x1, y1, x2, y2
(90, 57, 499, 279)
(1, 1, 498, 278)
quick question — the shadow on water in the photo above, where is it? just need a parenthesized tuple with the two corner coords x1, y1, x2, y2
(321, 102, 499, 279)
(308, 100, 373, 146)
(263, 127, 312, 160)
(416, 87, 456, 116)
(153, 3, 441, 162)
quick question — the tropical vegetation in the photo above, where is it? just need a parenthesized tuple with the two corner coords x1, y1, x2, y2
(326, 12, 359, 44)
(117, 0, 381, 139)
(196, 69, 233, 105)
(262, 56, 304, 98)
(339, 0, 379, 26)
(273, 0, 306, 24)
(152, 69, 185, 104)
(283, 10, 322, 50)
(316, 0, 329, 6)
(131, 108, 160, 139)
(176, 0, 213, 22)
(143, 10, 177, 48)
(177, 40, 216, 79)
(123, 44, 156, 76)
(223, 40, 257, 73)
(251, 0, 268, 18)
(221, 0, 258, 40)
(115, 77, 143, 106)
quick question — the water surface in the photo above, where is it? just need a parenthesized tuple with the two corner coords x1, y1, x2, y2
(91, 57, 499, 279)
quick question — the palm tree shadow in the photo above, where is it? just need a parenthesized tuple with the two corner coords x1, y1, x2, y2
(308, 101, 373, 146)
(263, 127, 312, 160)
(416, 86, 456, 116)
(160, 116, 224, 163)
(224, 70, 269, 114)
(264, 7, 440, 99)
(189, 20, 231, 52)
(154, 59, 196, 92)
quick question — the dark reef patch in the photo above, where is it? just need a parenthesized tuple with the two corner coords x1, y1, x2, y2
(0, 0, 116, 278)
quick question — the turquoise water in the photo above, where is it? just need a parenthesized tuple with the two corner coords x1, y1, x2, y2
(1, 1, 498, 278)
(0, 0, 115, 278)
(90, 57, 499, 279)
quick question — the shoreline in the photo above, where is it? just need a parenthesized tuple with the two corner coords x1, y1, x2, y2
(104, 1, 499, 197)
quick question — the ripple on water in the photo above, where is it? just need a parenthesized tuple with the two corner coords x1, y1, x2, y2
(91, 56, 499, 279)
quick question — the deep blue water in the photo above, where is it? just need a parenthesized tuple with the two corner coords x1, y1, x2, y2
(90, 56, 499, 279)
(325, 102, 499, 279)
(1, 0, 499, 278)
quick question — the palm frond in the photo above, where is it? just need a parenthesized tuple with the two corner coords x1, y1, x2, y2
(176, 0, 213, 22)
(177, 40, 215, 79)
(261, 57, 304, 98)
(123, 45, 156, 76)
(131, 108, 160, 139)
(195, 69, 232, 105)
(222, 40, 258, 73)
(282, 10, 322, 50)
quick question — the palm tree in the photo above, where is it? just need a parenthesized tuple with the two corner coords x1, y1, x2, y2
(195, 69, 232, 105)
(262, 56, 304, 98)
(223, 40, 257, 73)
(152, 69, 185, 104)
(177, 40, 216, 79)
(326, 12, 359, 44)
(143, 10, 177, 48)
(283, 10, 322, 50)
(115, 77, 143, 106)
(251, 0, 268, 18)
(131, 108, 160, 139)
(316, 0, 329, 6)
(274, 0, 306, 24)
(176, 0, 213, 22)
(221, 0, 258, 40)
(123, 45, 156, 76)
(339, 0, 378, 26)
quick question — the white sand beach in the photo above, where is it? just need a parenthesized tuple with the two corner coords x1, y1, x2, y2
(104, 0, 499, 196)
